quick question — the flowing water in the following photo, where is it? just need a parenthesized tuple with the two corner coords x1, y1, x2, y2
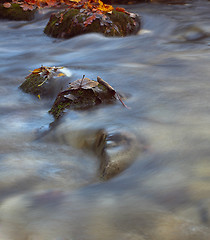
(1, 0, 210, 239)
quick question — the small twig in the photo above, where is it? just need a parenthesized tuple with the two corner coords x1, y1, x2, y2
(80, 75, 85, 88)
(115, 93, 131, 109)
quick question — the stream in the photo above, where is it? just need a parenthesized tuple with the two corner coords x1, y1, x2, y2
(1, 0, 210, 239)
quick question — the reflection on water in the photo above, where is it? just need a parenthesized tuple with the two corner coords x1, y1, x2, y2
(1, 0, 210, 239)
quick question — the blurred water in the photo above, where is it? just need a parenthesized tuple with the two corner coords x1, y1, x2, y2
(1, 0, 210, 239)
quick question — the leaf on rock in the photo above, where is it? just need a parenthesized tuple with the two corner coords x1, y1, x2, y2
(57, 73, 65, 77)
(26, 66, 66, 86)
(98, 0, 113, 13)
(3, 2, 11, 8)
(84, 14, 97, 26)
(70, 76, 99, 90)
(115, 7, 125, 13)
(97, 76, 130, 109)
(20, 3, 35, 11)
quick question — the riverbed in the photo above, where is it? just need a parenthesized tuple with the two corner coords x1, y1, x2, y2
(1, 0, 210, 239)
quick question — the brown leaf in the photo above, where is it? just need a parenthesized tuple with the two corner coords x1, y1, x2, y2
(20, 3, 35, 11)
(70, 77, 98, 90)
(84, 14, 96, 27)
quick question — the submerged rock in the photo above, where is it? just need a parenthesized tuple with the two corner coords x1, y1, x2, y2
(49, 76, 118, 119)
(99, 130, 145, 180)
(43, 120, 145, 180)
(44, 8, 141, 38)
(0, 3, 36, 21)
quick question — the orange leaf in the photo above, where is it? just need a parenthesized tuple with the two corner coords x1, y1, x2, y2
(116, 7, 125, 13)
(57, 73, 65, 77)
(84, 14, 97, 27)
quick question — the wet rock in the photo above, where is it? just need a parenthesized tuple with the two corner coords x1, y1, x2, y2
(43, 120, 146, 181)
(99, 130, 144, 180)
(44, 8, 141, 38)
(49, 76, 117, 119)
(0, 3, 36, 21)
(19, 66, 70, 99)
(171, 25, 208, 42)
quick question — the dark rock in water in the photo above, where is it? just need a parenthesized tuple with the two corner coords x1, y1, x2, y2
(19, 66, 70, 99)
(43, 121, 145, 180)
(172, 25, 208, 42)
(0, 3, 36, 21)
(98, 130, 145, 180)
(49, 76, 116, 119)
(44, 9, 141, 38)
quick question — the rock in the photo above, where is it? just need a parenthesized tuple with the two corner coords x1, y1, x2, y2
(19, 66, 70, 99)
(171, 25, 208, 42)
(99, 130, 144, 180)
(0, 3, 36, 21)
(44, 8, 141, 38)
(49, 76, 117, 119)
(43, 119, 145, 180)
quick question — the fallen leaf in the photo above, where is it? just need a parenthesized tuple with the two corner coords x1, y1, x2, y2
(3, 2, 11, 8)
(84, 14, 97, 26)
(20, 3, 35, 11)
(116, 7, 125, 13)
(70, 76, 99, 90)
(57, 73, 65, 77)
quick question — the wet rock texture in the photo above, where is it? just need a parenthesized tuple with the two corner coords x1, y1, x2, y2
(0, 3, 36, 21)
(19, 67, 68, 98)
(44, 9, 141, 38)
(49, 77, 116, 119)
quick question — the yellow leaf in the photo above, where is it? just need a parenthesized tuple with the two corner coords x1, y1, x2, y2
(37, 94, 41, 99)
(57, 73, 65, 77)
(32, 67, 42, 74)
(97, 0, 113, 13)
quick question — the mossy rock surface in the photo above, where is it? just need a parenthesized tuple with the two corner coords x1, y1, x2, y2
(19, 73, 68, 98)
(19, 74, 49, 97)
(44, 9, 141, 38)
(50, 83, 116, 119)
(0, 3, 36, 21)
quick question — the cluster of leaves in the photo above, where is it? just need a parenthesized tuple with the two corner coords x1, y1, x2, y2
(3, 0, 68, 11)
(26, 66, 65, 86)
(3, 0, 130, 29)
(57, 0, 129, 29)
(2, 0, 119, 12)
